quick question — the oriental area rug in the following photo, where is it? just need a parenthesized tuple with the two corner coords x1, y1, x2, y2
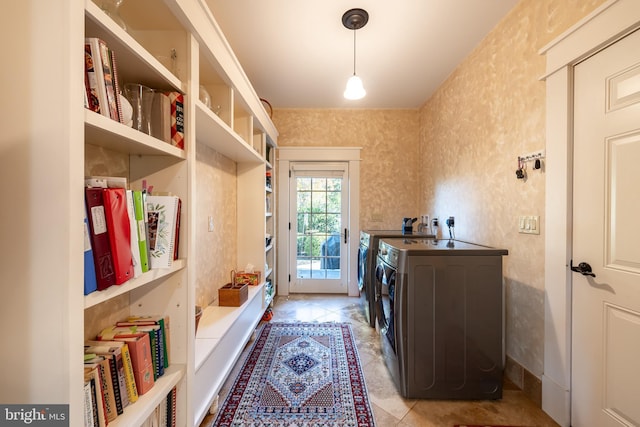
(212, 322, 376, 426)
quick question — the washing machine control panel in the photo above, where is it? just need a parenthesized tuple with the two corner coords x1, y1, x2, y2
(378, 240, 399, 267)
(359, 231, 370, 247)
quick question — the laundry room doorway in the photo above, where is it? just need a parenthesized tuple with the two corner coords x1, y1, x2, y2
(277, 147, 361, 297)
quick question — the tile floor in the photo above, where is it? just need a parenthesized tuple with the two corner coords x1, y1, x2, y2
(201, 294, 559, 427)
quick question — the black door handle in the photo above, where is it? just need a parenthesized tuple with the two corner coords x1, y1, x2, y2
(570, 260, 596, 278)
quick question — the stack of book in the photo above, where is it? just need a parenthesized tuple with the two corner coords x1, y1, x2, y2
(84, 176, 182, 295)
(84, 37, 123, 124)
(84, 37, 185, 149)
(83, 315, 172, 426)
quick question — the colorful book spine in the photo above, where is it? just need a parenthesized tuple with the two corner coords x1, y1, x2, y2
(146, 195, 180, 269)
(84, 42, 102, 115)
(103, 353, 124, 416)
(85, 342, 129, 410)
(126, 190, 142, 278)
(84, 370, 105, 427)
(84, 63, 95, 112)
(112, 333, 155, 395)
(85, 187, 116, 290)
(167, 386, 177, 427)
(108, 48, 125, 124)
(83, 206, 98, 295)
(142, 329, 158, 380)
(140, 326, 164, 378)
(165, 92, 184, 149)
(85, 38, 109, 118)
(84, 379, 96, 427)
(173, 198, 181, 261)
(97, 38, 120, 122)
(132, 190, 150, 273)
(102, 188, 134, 285)
(83, 379, 95, 427)
(120, 343, 139, 403)
(85, 359, 117, 423)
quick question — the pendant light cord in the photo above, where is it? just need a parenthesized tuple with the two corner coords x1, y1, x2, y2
(352, 29, 357, 76)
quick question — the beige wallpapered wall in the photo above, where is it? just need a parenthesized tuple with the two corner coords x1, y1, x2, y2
(273, 0, 606, 380)
(273, 109, 421, 230)
(418, 0, 605, 377)
(194, 143, 238, 308)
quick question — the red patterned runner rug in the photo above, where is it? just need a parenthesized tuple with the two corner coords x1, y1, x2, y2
(213, 322, 376, 426)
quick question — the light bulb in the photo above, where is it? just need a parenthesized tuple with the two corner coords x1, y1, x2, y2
(343, 75, 366, 100)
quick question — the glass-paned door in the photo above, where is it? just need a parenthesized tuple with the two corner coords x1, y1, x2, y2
(289, 163, 348, 293)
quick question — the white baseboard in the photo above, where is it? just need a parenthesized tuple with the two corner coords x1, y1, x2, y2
(542, 374, 570, 427)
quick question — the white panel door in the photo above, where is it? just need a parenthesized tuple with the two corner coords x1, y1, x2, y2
(572, 29, 640, 426)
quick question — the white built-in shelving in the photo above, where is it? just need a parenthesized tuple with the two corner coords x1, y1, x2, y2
(4, 0, 277, 425)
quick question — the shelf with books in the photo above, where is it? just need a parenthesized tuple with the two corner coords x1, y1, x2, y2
(84, 2, 191, 427)
(109, 363, 184, 427)
(12, 0, 283, 425)
(86, 0, 186, 93)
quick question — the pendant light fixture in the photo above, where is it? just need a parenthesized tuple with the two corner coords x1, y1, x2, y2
(342, 8, 368, 100)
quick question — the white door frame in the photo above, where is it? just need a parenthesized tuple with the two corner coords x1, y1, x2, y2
(277, 147, 361, 297)
(540, 1, 640, 425)
(289, 162, 349, 293)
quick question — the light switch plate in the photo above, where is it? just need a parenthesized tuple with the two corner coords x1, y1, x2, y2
(208, 216, 215, 232)
(518, 215, 540, 234)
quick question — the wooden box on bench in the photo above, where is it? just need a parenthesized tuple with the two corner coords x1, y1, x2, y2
(218, 283, 248, 307)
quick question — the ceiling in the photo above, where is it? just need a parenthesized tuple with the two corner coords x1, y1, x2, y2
(206, 0, 520, 109)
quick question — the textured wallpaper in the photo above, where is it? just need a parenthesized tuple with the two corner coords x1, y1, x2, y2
(194, 143, 238, 308)
(418, 0, 606, 377)
(273, 108, 420, 230)
(273, 0, 606, 381)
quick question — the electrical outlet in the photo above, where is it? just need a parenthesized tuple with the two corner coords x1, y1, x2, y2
(518, 215, 540, 234)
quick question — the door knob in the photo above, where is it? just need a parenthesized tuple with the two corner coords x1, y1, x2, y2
(570, 260, 596, 277)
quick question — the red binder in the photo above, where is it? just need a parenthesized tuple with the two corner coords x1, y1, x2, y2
(103, 188, 134, 285)
(85, 188, 116, 290)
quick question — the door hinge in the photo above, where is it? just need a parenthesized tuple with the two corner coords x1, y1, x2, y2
(289, 170, 291, 178)
(288, 274, 291, 282)
(344, 228, 348, 244)
(288, 222, 291, 230)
